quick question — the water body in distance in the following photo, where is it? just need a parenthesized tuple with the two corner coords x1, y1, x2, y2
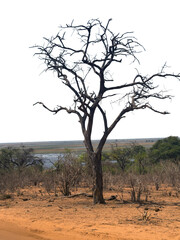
(35, 153, 63, 168)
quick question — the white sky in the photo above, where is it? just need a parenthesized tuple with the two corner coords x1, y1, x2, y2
(0, 0, 180, 143)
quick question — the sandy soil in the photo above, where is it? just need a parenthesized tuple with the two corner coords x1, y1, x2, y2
(0, 187, 179, 240)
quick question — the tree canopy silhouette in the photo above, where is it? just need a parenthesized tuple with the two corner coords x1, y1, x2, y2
(33, 19, 180, 203)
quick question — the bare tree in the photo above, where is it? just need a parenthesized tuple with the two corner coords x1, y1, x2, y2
(33, 19, 180, 203)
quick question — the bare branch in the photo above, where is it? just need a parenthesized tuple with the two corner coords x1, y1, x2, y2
(33, 102, 82, 119)
(32, 18, 180, 157)
(32, 18, 180, 205)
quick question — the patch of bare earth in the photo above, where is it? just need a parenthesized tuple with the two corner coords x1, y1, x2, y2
(0, 187, 179, 240)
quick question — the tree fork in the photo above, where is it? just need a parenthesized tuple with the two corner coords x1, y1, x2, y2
(32, 19, 180, 204)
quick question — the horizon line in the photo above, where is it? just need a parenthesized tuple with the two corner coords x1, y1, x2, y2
(0, 137, 167, 145)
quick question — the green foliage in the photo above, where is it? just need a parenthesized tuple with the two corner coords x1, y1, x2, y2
(0, 146, 43, 173)
(102, 152, 111, 162)
(150, 136, 180, 163)
(78, 152, 93, 177)
(0, 148, 14, 172)
(110, 145, 132, 172)
(131, 144, 148, 174)
(0, 146, 43, 193)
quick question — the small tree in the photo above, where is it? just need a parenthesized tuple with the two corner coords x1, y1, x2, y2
(110, 145, 132, 172)
(131, 144, 148, 174)
(0, 148, 14, 173)
(0, 146, 43, 174)
(0, 146, 43, 191)
(33, 19, 180, 203)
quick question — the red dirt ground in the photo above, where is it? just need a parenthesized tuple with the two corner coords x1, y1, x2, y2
(0, 186, 179, 240)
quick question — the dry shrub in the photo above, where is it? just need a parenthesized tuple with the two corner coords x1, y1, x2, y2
(162, 161, 180, 187)
(54, 152, 82, 196)
(128, 174, 150, 203)
(42, 171, 56, 195)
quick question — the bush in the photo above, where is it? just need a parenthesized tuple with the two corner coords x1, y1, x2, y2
(54, 151, 82, 196)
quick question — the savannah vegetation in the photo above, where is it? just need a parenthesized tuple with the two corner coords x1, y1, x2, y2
(0, 136, 180, 203)
(31, 19, 180, 203)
